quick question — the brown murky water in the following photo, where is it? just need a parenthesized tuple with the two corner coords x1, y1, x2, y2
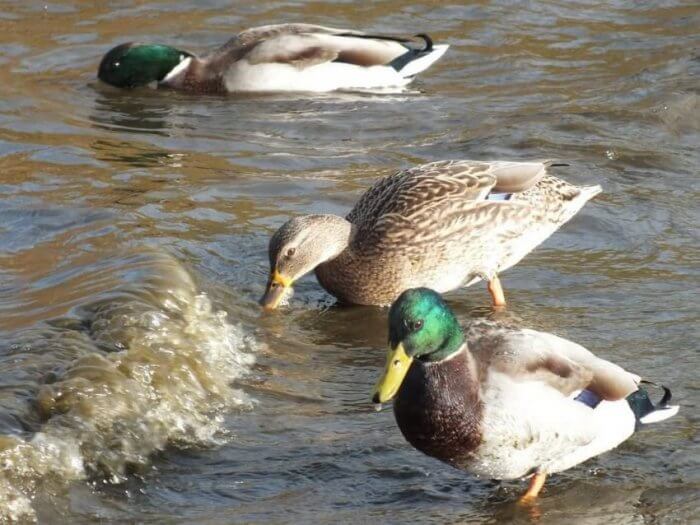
(0, 1, 698, 523)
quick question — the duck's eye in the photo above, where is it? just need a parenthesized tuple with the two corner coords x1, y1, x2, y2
(285, 247, 296, 258)
(411, 320, 423, 331)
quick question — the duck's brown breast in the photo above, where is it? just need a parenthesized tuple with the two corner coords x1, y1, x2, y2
(393, 350, 483, 468)
(314, 249, 409, 306)
(181, 60, 227, 94)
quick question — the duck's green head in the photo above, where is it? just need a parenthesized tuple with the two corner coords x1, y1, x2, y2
(98, 43, 191, 88)
(373, 288, 464, 403)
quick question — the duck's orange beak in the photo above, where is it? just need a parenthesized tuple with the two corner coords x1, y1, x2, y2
(259, 271, 293, 311)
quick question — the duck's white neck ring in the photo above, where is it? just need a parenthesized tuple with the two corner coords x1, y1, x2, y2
(423, 343, 467, 366)
(162, 56, 192, 83)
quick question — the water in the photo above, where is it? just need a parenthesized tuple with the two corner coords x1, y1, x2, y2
(0, 1, 698, 523)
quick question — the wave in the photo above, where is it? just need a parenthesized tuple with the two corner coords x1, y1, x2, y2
(0, 250, 255, 522)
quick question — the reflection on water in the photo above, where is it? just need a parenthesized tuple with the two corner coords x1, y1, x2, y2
(0, 1, 698, 523)
(91, 92, 180, 136)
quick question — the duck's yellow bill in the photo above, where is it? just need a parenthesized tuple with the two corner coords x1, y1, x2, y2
(372, 343, 413, 404)
(259, 271, 293, 311)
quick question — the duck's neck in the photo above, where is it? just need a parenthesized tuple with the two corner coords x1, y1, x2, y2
(313, 217, 355, 292)
(160, 55, 194, 85)
(161, 56, 226, 94)
(394, 345, 483, 465)
(319, 215, 353, 261)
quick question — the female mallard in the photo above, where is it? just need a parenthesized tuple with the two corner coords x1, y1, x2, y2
(97, 23, 448, 93)
(373, 288, 679, 502)
(261, 160, 601, 310)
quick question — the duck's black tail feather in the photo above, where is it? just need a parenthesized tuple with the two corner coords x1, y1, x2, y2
(413, 33, 433, 52)
(388, 34, 448, 76)
(626, 381, 679, 427)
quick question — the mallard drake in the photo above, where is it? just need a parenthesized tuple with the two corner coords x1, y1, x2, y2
(260, 160, 601, 310)
(372, 288, 679, 502)
(97, 23, 448, 93)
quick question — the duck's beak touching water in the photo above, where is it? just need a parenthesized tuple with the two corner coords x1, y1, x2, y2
(372, 342, 413, 404)
(259, 271, 293, 311)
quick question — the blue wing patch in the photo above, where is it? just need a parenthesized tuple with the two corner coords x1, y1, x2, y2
(574, 389, 601, 408)
(486, 192, 512, 201)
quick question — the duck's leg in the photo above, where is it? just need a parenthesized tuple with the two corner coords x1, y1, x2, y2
(519, 471, 546, 503)
(487, 275, 507, 307)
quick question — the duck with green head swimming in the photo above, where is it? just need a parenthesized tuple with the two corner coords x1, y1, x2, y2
(373, 288, 679, 502)
(97, 23, 449, 93)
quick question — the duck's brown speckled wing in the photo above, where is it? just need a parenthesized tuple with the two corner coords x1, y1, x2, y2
(347, 160, 549, 256)
(348, 161, 495, 223)
(345, 160, 595, 267)
(467, 320, 640, 401)
(347, 160, 496, 230)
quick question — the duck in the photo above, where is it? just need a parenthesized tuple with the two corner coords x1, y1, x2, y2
(97, 23, 449, 93)
(260, 159, 601, 310)
(372, 287, 679, 502)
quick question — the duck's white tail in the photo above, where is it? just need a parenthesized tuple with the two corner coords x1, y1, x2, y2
(580, 184, 603, 201)
(640, 404, 680, 424)
(398, 44, 449, 78)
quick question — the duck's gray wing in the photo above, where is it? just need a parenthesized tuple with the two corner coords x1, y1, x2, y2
(206, 23, 428, 70)
(488, 160, 552, 193)
(468, 321, 640, 400)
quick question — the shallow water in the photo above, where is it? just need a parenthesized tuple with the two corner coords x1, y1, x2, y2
(0, 1, 698, 523)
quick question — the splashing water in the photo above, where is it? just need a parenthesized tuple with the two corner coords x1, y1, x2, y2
(0, 252, 255, 522)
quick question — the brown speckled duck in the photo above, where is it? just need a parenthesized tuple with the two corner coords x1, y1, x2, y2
(97, 23, 448, 93)
(372, 288, 679, 502)
(260, 159, 601, 310)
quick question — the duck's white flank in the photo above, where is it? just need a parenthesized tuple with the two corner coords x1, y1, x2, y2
(223, 61, 410, 92)
(472, 371, 637, 480)
(223, 44, 450, 93)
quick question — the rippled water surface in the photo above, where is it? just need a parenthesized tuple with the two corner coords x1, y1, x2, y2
(0, 1, 698, 523)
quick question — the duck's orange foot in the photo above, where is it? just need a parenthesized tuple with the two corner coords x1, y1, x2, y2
(518, 471, 547, 505)
(487, 275, 507, 308)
